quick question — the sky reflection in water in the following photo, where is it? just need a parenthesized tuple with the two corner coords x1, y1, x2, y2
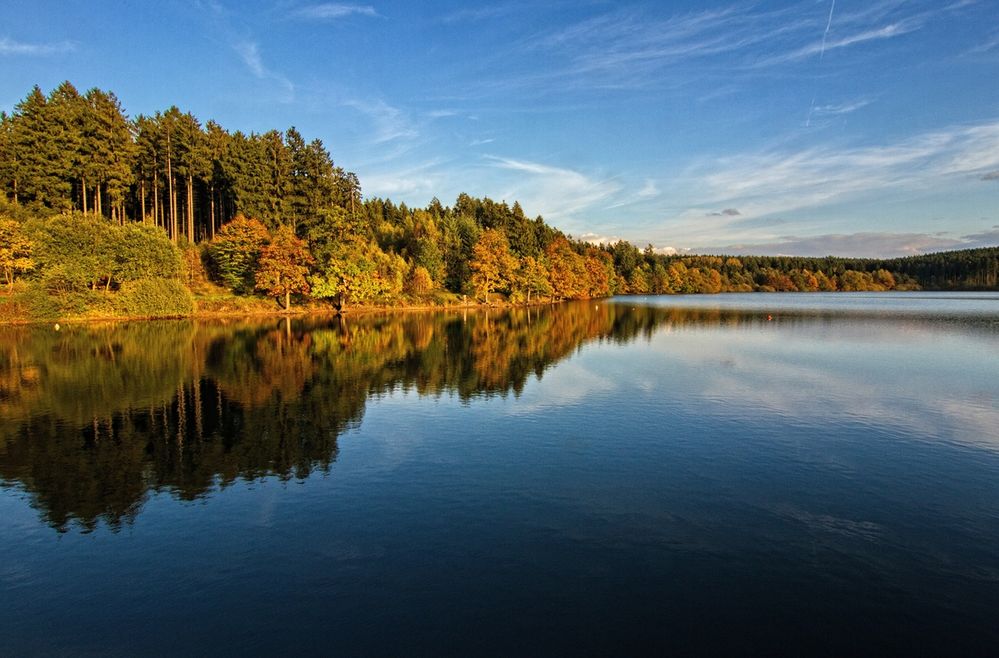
(1, 293, 998, 655)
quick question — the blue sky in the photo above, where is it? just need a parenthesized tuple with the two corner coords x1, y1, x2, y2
(2, 0, 999, 256)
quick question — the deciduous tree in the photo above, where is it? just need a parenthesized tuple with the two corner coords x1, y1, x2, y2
(470, 228, 517, 303)
(255, 225, 314, 310)
(0, 217, 34, 291)
(208, 214, 271, 293)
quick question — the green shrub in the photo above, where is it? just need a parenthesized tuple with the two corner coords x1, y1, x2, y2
(12, 284, 99, 320)
(116, 278, 195, 317)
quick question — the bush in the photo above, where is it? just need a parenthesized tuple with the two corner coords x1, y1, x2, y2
(11, 284, 105, 320)
(116, 278, 195, 317)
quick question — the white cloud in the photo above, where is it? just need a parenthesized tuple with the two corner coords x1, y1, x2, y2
(234, 40, 266, 77)
(579, 232, 623, 246)
(293, 4, 378, 20)
(440, 5, 518, 25)
(487, 156, 621, 226)
(0, 37, 74, 56)
(688, 118, 999, 221)
(360, 160, 445, 197)
(755, 18, 923, 67)
(233, 41, 295, 100)
(811, 99, 872, 116)
(344, 99, 419, 143)
(637, 179, 659, 198)
(689, 227, 999, 258)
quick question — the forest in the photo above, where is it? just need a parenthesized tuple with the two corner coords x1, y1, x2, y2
(1, 82, 997, 321)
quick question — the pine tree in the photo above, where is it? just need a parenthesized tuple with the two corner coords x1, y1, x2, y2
(84, 89, 135, 222)
(12, 86, 69, 208)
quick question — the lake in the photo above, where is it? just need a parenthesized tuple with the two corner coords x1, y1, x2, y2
(2, 292, 998, 656)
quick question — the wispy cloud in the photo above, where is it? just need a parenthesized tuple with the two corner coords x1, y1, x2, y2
(982, 171, 999, 181)
(487, 156, 621, 225)
(637, 179, 659, 199)
(507, 3, 927, 94)
(234, 40, 266, 77)
(361, 160, 446, 197)
(695, 229, 999, 258)
(0, 37, 74, 56)
(344, 99, 418, 143)
(233, 41, 295, 101)
(755, 18, 923, 67)
(454, 1, 966, 99)
(440, 4, 518, 25)
(811, 99, 872, 116)
(968, 31, 999, 54)
(688, 118, 999, 220)
(293, 4, 378, 20)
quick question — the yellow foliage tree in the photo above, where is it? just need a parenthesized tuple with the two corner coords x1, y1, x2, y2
(470, 229, 517, 303)
(0, 217, 34, 292)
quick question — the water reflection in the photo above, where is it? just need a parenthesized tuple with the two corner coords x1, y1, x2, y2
(1, 299, 996, 532)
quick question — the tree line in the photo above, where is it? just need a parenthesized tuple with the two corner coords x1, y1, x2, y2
(1, 82, 997, 319)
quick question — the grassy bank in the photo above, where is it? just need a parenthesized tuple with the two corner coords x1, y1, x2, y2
(0, 282, 481, 325)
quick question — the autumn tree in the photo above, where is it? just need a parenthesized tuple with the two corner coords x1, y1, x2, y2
(545, 236, 586, 300)
(0, 217, 34, 291)
(512, 256, 552, 303)
(628, 267, 650, 294)
(405, 265, 434, 295)
(470, 228, 517, 303)
(255, 225, 314, 310)
(208, 214, 271, 293)
(310, 242, 405, 310)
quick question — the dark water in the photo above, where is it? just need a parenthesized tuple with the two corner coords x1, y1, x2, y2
(2, 293, 998, 656)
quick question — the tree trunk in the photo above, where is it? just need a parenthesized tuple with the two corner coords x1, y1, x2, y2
(285, 290, 291, 311)
(167, 129, 176, 242)
(210, 184, 216, 239)
(82, 177, 88, 215)
(153, 168, 160, 229)
(187, 175, 194, 243)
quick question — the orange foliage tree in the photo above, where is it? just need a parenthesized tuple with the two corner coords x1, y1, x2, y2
(470, 228, 517, 303)
(255, 225, 314, 310)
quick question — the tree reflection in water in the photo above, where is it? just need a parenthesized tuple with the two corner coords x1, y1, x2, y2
(0, 302, 849, 531)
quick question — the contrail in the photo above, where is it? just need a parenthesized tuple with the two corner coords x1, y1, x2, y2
(819, 0, 836, 59)
(808, 0, 836, 127)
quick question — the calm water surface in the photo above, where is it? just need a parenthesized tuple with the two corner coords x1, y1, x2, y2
(2, 292, 998, 655)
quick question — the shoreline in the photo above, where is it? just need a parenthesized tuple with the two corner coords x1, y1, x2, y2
(0, 297, 561, 327)
(5, 288, 997, 327)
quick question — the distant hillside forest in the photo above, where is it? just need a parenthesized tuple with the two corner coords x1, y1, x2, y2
(1, 82, 997, 320)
